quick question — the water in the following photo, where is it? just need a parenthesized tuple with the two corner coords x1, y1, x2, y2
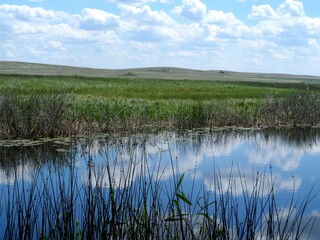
(0, 129, 320, 239)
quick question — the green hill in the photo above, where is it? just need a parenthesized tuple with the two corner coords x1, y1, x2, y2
(1, 61, 319, 83)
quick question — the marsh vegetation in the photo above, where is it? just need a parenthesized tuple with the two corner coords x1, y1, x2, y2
(1, 74, 320, 139)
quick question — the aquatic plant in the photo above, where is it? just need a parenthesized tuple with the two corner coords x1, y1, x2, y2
(260, 92, 320, 126)
(0, 91, 73, 139)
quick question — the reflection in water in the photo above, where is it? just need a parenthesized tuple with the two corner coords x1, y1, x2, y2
(0, 129, 319, 239)
(0, 142, 75, 185)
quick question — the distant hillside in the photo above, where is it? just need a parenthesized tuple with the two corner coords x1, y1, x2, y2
(1, 61, 320, 83)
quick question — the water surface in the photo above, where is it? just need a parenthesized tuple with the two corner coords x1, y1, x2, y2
(0, 129, 319, 239)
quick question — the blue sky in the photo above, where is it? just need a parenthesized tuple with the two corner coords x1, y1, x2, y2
(1, 0, 320, 75)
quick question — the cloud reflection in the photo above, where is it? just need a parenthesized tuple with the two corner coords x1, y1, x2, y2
(77, 130, 320, 197)
(1, 129, 319, 203)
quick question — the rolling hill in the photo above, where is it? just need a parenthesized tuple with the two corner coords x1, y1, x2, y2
(0, 61, 319, 83)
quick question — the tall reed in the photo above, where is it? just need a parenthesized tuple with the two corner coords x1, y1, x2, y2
(2, 89, 320, 139)
(0, 91, 73, 139)
(260, 92, 320, 126)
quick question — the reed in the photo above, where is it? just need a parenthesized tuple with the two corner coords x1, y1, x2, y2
(260, 92, 320, 126)
(0, 91, 73, 139)
(2, 88, 320, 139)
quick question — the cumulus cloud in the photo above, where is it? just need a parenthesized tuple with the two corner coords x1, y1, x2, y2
(205, 10, 239, 25)
(173, 0, 206, 21)
(243, 0, 320, 73)
(0, 3, 123, 67)
(249, 2, 320, 46)
(203, 10, 249, 40)
(278, 0, 305, 17)
(108, 0, 156, 6)
(128, 26, 180, 42)
(78, 8, 120, 30)
(119, 4, 173, 25)
(249, 0, 306, 21)
(0, 4, 66, 21)
(116, 4, 181, 42)
(1, 1, 320, 74)
(248, 4, 277, 20)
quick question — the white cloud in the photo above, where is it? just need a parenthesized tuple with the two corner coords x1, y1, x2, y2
(0, 1, 320, 74)
(48, 40, 65, 50)
(305, 17, 320, 37)
(249, 5, 320, 44)
(119, 4, 173, 25)
(115, 4, 181, 43)
(205, 10, 239, 25)
(108, 0, 156, 6)
(0, 4, 66, 21)
(79, 8, 120, 30)
(0, 41, 17, 59)
(173, 0, 206, 21)
(249, 0, 305, 20)
(248, 4, 277, 20)
(128, 26, 180, 42)
(178, 22, 204, 40)
(278, 0, 305, 17)
(240, 1, 320, 74)
(0, 4, 123, 66)
(199, 9, 251, 41)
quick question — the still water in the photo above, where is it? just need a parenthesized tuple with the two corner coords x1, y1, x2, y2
(0, 129, 319, 239)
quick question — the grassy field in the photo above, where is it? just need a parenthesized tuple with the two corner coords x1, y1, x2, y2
(0, 74, 310, 100)
(1, 62, 320, 139)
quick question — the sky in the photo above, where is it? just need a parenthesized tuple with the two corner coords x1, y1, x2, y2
(0, 0, 320, 75)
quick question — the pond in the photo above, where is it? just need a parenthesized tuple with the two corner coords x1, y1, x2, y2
(0, 129, 319, 239)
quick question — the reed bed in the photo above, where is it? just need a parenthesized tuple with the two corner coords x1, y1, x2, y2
(0, 139, 316, 239)
(2, 89, 320, 139)
(260, 93, 320, 126)
(0, 91, 73, 139)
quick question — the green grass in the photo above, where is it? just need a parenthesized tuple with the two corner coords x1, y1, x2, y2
(0, 74, 306, 100)
(1, 74, 320, 139)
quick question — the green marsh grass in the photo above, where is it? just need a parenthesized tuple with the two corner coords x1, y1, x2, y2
(0, 91, 73, 139)
(0, 138, 317, 239)
(260, 93, 320, 126)
(0, 74, 304, 100)
(1, 74, 320, 139)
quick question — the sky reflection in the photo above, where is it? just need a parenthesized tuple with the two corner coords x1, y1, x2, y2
(1, 129, 320, 238)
